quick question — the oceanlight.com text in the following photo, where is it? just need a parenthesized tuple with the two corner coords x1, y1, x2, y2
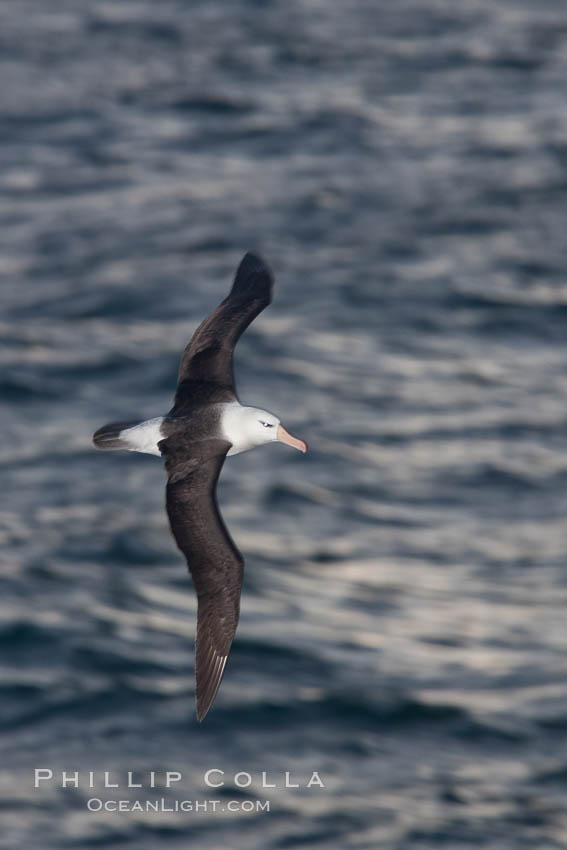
(86, 798, 270, 814)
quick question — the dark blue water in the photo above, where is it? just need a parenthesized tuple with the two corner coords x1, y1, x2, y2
(2, 1, 567, 847)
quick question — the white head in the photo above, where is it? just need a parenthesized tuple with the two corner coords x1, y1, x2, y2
(222, 405, 307, 456)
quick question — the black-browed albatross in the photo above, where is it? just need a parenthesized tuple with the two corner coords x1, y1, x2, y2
(93, 253, 307, 721)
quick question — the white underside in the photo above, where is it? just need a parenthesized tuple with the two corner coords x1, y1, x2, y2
(122, 417, 164, 456)
(120, 403, 274, 458)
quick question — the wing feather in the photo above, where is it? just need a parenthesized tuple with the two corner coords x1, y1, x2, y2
(174, 253, 273, 406)
(162, 437, 243, 721)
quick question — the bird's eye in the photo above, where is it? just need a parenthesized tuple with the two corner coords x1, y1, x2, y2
(259, 421, 273, 428)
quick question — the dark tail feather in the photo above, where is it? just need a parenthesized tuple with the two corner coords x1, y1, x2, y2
(92, 421, 140, 451)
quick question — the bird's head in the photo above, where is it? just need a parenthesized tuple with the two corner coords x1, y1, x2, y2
(238, 407, 307, 453)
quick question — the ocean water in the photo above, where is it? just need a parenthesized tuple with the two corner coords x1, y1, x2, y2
(2, 0, 567, 847)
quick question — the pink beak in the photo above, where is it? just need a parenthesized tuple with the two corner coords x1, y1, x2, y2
(277, 424, 307, 453)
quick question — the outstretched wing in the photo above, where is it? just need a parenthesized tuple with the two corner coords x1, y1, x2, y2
(174, 252, 273, 407)
(160, 436, 243, 722)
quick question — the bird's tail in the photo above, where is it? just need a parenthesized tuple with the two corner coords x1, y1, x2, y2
(92, 421, 141, 451)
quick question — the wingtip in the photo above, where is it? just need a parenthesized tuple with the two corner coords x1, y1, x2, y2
(195, 694, 214, 724)
(195, 651, 229, 724)
(196, 703, 211, 723)
(231, 252, 274, 299)
(240, 250, 271, 273)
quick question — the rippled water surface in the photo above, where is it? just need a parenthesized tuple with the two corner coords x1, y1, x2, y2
(2, 1, 567, 848)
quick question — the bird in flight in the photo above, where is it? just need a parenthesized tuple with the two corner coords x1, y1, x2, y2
(93, 253, 307, 721)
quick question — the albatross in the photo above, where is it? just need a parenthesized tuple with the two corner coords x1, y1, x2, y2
(93, 253, 307, 721)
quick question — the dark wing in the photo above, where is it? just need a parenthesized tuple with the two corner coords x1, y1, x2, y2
(160, 436, 243, 722)
(174, 253, 273, 407)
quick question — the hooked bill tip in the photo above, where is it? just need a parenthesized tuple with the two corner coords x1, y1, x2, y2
(277, 424, 307, 453)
